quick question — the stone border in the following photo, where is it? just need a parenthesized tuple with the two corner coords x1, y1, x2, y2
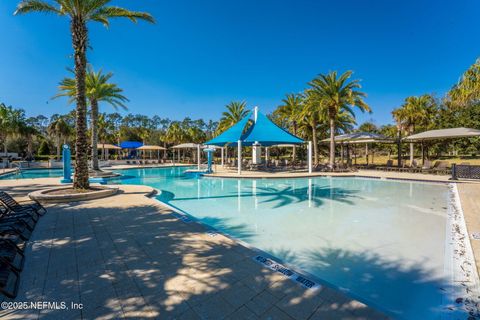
(29, 185, 118, 203)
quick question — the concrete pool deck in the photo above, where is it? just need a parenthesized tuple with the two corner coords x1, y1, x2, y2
(0, 180, 388, 319)
(1, 170, 479, 319)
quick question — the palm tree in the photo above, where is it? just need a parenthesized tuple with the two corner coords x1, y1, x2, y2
(274, 93, 303, 162)
(165, 122, 186, 144)
(300, 90, 322, 165)
(15, 0, 154, 189)
(19, 124, 39, 160)
(48, 117, 72, 160)
(308, 71, 370, 168)
(449, 59, 480, 107)
(97, 113, 114, 160)
(217, 101, 249, 133)
(55, 66, 128, 171)
(0, 103, 25, 156)
(392, 95, 435, 164)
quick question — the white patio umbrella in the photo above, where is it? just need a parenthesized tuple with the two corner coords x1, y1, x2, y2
(136, 145, 166, 159)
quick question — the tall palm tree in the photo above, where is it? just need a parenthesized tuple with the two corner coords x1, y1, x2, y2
(308, 71, 370, 168)
(217, 101, 249, 133)
(300, 90, 322, 165)
(19, 124, 39, 160)
(274, 93, 303, 162)
(97, 113, 114, 160)
(48, 117, 73, 160)
(15, 0, 154, 189)
(449, 59, 480, 107)
(0, 103, 25, 156)
(55, 66, 128, 171)
(165, 122, 186, 144)
(392, 95, 435, 164)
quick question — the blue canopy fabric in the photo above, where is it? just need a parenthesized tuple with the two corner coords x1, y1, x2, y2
(120, 141, 143, 149)
(242, 112, 303, 146)
(204, 111, 253, 146)
(205, 110, 304, 146)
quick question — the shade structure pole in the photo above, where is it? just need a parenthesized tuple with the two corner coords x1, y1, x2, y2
(237, 140, 242, 175)
(421, 141, 425, 165)
(221, 147, 224, 166)
(265, 147, 269, 163)
(308, 141, 312, 174)
(173, 149, 175, 166)
(409, 142, 414, 165)
(197, 144, 201, 170)
(365, 143, 369, 165)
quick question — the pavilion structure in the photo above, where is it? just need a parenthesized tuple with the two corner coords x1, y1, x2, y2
(205, 107, 308, 174)
(171, 143, 202, 170)
(136, 145, 167, 160)
(321, 132, 395, 165)
(404, 127, 480, 165)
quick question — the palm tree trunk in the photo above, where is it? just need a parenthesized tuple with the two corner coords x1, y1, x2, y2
(27, 137, 33, 159)
(56, 135, 61, 160)
(90, 98, 100, 171)
(71, 18, 90, 189)
(311, 123, 318, 165)
(329, 116, 335, 168)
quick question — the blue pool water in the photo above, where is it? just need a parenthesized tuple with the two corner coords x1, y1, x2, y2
(106, 166, 457, 320)
(0, 168, 63, 180)
(1, 166, 464, 318)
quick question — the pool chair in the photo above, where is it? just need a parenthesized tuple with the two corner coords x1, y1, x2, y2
(0, 210, 36, 231)
(420, 160, 433, 173)
(126, 160, 131, 165)
(376, 160, 394, 171)
(0, 191, 46, 217)
(0, 230, 27, 251)
(0, 260, 20, 298)
(431, 161, 450, 175)
(0, 219, 31, 243)
(0, 239, 25, 272)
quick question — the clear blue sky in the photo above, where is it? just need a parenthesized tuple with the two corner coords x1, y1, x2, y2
(1, 0, 479, 126)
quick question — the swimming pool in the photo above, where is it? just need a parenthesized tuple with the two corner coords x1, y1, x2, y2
(0, 168, 63, 180)
(1, 166, 475, 318)
(108, 166, 476, 319)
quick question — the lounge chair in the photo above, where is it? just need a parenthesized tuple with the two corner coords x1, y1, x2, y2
(376, 160, 394, 171)
(420, 160, 433, 173)
(0, 260, 20, 298)
(0, 191, 46, 216)
(0, 219, 32, 241)
(0, 230, 26, 251)
(0, 239, 25, 272)
(431, 161, 450, 175)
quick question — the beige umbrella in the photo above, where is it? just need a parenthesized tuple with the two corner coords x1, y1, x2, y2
(136, 145, 166, 160)
(136, 145, 167, 151)
(96, 143, 121, 150)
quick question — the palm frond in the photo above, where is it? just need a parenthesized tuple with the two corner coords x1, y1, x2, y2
(15, 0, 63, 15)
(89, 6, 155, 25)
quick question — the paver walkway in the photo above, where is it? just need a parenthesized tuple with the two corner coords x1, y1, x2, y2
(0, 183, 388, 320)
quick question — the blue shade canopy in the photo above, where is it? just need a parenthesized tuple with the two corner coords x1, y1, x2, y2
(204, 111, 253, 146)
(120, 141, 143, 149)
(242, 112, 304, 146)
(205, 110, 304, 146)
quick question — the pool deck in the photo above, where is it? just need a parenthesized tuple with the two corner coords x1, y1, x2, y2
(205, 166, 457, 183)
(1, 169, 480, 319)
(0, 178, 388, 319)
